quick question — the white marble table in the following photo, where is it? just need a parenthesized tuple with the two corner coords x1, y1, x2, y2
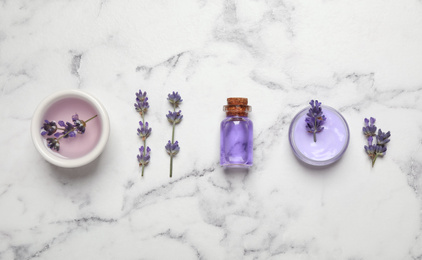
(1, 0, 422, 259)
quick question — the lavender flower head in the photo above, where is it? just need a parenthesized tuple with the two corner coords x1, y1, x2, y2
(376, 129, 391, 145)
(362, 117, 377, 137)
(137, 146, 151, 166)
(165, 140, 180, 156)
(58, 121, 77, 138)
(137, 121, 152, 140)
(364, 135, 387, 166)
(167, 91, 183, 107)
(363, 117, 391, 167)
(135, 97, 149, 115)
(305, 100, 326, 142)
(364, 136, 376, 158)
(72, 114, 86, 134)
(136, 90, 147, 102)
(47, 138, 60, 151)
(40, 120, 57, 136)
(166, 111, 183, 124)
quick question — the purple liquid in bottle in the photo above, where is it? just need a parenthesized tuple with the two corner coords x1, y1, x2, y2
(220, 98, 253, 168)
(43, 97, 101, 159)
(289, 105, 349, 166)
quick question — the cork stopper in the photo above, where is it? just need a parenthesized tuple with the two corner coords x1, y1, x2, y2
(223, 97, 251, 117)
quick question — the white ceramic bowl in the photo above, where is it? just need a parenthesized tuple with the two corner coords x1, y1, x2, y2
(31, 89, 110, 168)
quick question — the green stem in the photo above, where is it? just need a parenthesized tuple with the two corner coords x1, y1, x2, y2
(58, 130, 73, 140)
(170, 123, 175, 177)
(372, 154, 378, 167)
(170, 155, 173, 178)
(314, 117, 317, 142)
(85, 114, 98, 123)
(141, 114, 146, 177)
(170, 104, 177, 178)
(313, 132, 316, 142)
(172, 123, 175, 143)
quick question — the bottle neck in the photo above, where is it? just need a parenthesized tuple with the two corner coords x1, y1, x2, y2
(224, 105, 251, 117)
(226, 112, 249, 117)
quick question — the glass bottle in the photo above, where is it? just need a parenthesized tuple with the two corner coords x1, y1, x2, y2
(220, 97, 253, 168)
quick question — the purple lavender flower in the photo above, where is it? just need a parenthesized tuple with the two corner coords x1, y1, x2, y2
(165, 140, 180, 156)
(362, 117, 377, 137)
(376, 129, 391, 145)
(53, 132, 63, 138)
(58, 121, 77, 138)
(72, 114, 86, 134)
(375, 144, 387, 156)
(363, 117, 391, 167)
(305, 100, 326, 142)
(136, 90, 147, 102)
(137, 121, 152, 140)
(40, 120, 58, 136)
(166, 110, 183, 124)
(137, 146, 151, 166)
(167, 91, 183, 107)
(47, 138, 60, 151)
(364, 136, 376, 159)
(134, 97, 149, 115)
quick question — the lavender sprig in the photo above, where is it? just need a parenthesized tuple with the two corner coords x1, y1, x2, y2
(363, 117, 391, 167)
(305, 100, 326, 142)
(166, 91, 183, 178)
(41, 114, 97, 152)
(135, 90, 151, 177)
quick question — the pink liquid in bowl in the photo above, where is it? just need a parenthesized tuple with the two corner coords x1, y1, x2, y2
(42, 97, 102, 159)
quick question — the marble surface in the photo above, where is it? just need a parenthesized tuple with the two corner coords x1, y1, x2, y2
(1, 0, 422, 259)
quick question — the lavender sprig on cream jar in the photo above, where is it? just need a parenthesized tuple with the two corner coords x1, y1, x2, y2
(289, 100, 349, 166)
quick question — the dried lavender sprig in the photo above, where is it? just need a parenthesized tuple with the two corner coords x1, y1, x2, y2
(135, 90, 151, 176)
(42, 114, 97, 152)
(166, 91, 183, 178)
(305, 100, 326, 142)
(363, 117, 391, 167)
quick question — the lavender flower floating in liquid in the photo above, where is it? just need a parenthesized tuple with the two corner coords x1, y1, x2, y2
(166, 91, 183, 178)
(40, 114, 97, 152)
(305, 100, 326, 142)
(135, 89, 151, 176)
(363, 117, 391, 167)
